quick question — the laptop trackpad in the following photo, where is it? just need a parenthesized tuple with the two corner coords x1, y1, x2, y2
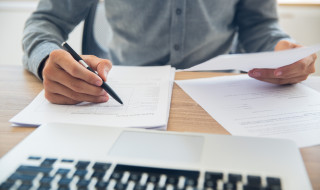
(108, 131, 204, 163)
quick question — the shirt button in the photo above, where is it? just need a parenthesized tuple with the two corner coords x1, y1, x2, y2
(176, 8, 182, 15)
(174, 44, 180, 51)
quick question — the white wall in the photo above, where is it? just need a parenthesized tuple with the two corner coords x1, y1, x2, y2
(277, 5, 320, 76)
(0, 1, 319, 76)
(0, 1, 83, 66)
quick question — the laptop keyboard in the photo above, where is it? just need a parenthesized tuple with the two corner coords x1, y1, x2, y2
(0, 156, 282, 190)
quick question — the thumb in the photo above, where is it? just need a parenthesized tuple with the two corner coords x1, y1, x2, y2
(274, 40, 301, 51)
(97, 60, 112, 81)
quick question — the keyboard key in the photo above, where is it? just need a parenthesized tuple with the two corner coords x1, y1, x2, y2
(74, 170, 88, 179)
(40, 176, 54, 187)
(154, 186, 166, 190)
(58, 177, 73, 187)
(115, 164, 199, 179)
(266, 177, 281, 190)
(77, 179, 90, 188)
(38, 186, 51, 190)
(16, 165, 52, 176)
(8, 173, 36, 185)
(266, 177, 281, 186)
(134, 184, 147, 190)
(243, 185, 263, 190)
(61, 159, 74, 163)
(247, 175, 261, 186)
(28, 156, 41, 160)
(40, 158, 57, 168)
(111, 171, 123, 180)
(0, 181, 15, 189)
(204, 180, 217, 188)
(224, 182, 235, 190)
(56, 168, 70, 177)
(91, 171, 106, 180)
(93, 162, 111, 171)
(147, 174, 160, 183)
(205, 172, 223, 181)
(228, 173, 242, 184)
(115, 182, 128, 190)
(76, 161, 90, 170)
(95, 181, 109, 190)
(129, 172, 142, 182)
(17, 184, 32, 190)
(185, 177, 197, 187)
(166, 176, 179, 185)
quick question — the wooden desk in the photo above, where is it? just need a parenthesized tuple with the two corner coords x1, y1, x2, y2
(0, 65, 319, 189)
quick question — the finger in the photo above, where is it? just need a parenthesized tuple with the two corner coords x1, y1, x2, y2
(50, 50, 103, 86)
(276, 53, 316, 77)
(251, 75, 309, 85)
(83, 55, 112, 81)
(45, 68, 107, 96)
(45, 81, 109, 103)
(248, 69, 275, 79)
(45, 91, 81, 105)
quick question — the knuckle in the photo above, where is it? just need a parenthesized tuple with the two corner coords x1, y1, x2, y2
(49, 49, 65, 61)
(43, 79, 51, 88)
(69, 82, 83, 92)
(297, 61, 307, 71)
(42, 66, 54, 79)
(44, 91, 55, 103)
(68, 66, 79, 76)
(69, 92, 81, 101)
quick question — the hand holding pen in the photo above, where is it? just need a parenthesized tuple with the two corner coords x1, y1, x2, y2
(41, 42, 122, 105)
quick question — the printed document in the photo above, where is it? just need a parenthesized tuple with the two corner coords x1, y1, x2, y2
(10, 66, 175, 129)
(176, 75, 320, 147)
(182, 43, 320, 72)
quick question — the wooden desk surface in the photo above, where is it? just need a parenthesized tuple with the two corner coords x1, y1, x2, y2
(0, 65, 319, 189)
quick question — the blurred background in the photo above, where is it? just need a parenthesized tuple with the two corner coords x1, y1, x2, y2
(0, 0, 319, 75)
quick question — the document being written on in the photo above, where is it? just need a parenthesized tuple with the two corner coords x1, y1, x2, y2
(176, 75, 320, 147)
(10, 66, 175, 129)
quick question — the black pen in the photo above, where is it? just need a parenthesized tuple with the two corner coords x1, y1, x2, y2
(62, 42, 123, 105)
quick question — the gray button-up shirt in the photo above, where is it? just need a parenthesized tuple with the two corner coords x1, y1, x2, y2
(23, 0, 291, 79)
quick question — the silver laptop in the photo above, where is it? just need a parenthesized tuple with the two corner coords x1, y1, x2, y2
(0, 123, 311, 190)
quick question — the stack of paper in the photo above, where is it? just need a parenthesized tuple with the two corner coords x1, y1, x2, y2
(176, 75, 320, 148)
(10, 65, 175, 130)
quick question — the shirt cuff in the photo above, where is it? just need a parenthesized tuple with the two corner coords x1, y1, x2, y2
(24, 42, 61, 80)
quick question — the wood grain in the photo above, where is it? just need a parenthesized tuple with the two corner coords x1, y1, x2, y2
(0, 66, 319, 189)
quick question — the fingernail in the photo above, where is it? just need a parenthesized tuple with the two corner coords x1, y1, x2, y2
(100, 96, 108, 102)
(253, 71, 261, 77)
(275, 71, 282, 76)
(95, 80, 102, 86)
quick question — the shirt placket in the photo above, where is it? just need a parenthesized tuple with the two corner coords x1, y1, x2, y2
(170, 0, 186, 66)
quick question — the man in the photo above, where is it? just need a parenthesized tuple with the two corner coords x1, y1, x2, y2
(23, 0, 317, 105)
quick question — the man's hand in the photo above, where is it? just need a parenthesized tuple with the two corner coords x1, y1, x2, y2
(248, 40, 317, 84)
(42, 49, 112, 104)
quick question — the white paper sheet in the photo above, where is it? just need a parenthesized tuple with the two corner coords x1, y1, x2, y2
(182, 44, 320, 72)
(176, 75, 320, 147)
(10, 66, 175, 129)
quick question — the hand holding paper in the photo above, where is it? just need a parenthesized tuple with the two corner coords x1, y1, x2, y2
(183, 42, 318, 70)
(248, 40, 318, 85)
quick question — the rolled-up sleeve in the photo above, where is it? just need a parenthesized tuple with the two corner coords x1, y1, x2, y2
(22, 0, 96, 79)
(235, 0, 292, 53)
